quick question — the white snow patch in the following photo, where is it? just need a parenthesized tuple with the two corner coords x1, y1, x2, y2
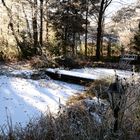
(47, 68, 139, 81)
(90, 112, 102, 124)
(72, 68, 139, 78)
(0, 76, 84, 126)
(10, 69, 34, 78)
(84, 97, 105, 106)
(47, 68, 99, 80)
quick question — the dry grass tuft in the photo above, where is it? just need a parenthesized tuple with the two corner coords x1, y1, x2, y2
(66, 93, 90, 106)
(86, 79, 111, 99)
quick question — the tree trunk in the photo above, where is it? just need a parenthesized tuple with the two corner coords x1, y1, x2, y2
(45, 1, 49, 42)
(85, 1, 88, 57)
(40, 0, 43, 47)
(72, 32, 76, 55)
(17, 1, 20, 33)
(63, 27, 67, 56)
(96, 0, 104, 60)
(32, 0, 38, 54)
(22, 4, 32, 40)
(63, 5, 69, 56)
(107, 41, 111, 57)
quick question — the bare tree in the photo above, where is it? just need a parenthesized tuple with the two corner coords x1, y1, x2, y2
(91, 0, 113, 60)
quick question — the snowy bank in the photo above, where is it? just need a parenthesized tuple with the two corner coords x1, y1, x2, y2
(0, 67, 139, 127)
(0, 76, 84, 126)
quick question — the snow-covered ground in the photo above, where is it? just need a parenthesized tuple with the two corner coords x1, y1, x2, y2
(0, 67, 139, 127)
(72, 67, 140, 78)
(48, 67, 139, 80)
(0, 75, 84, 127)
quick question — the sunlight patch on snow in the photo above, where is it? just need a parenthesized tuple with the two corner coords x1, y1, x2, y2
(72, 67, 139, 78)
(0, 76, 84, 126)
(48, 67, 139, 81)
(47, 68, 99, 80)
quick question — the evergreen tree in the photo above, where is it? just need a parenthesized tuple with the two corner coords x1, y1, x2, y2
(49, 0, 86, 56)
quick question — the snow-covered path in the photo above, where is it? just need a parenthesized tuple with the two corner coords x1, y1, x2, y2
(0, 76, 84, 126)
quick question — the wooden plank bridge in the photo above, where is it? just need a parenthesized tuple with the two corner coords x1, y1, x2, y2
(45, 68, 95, 85)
